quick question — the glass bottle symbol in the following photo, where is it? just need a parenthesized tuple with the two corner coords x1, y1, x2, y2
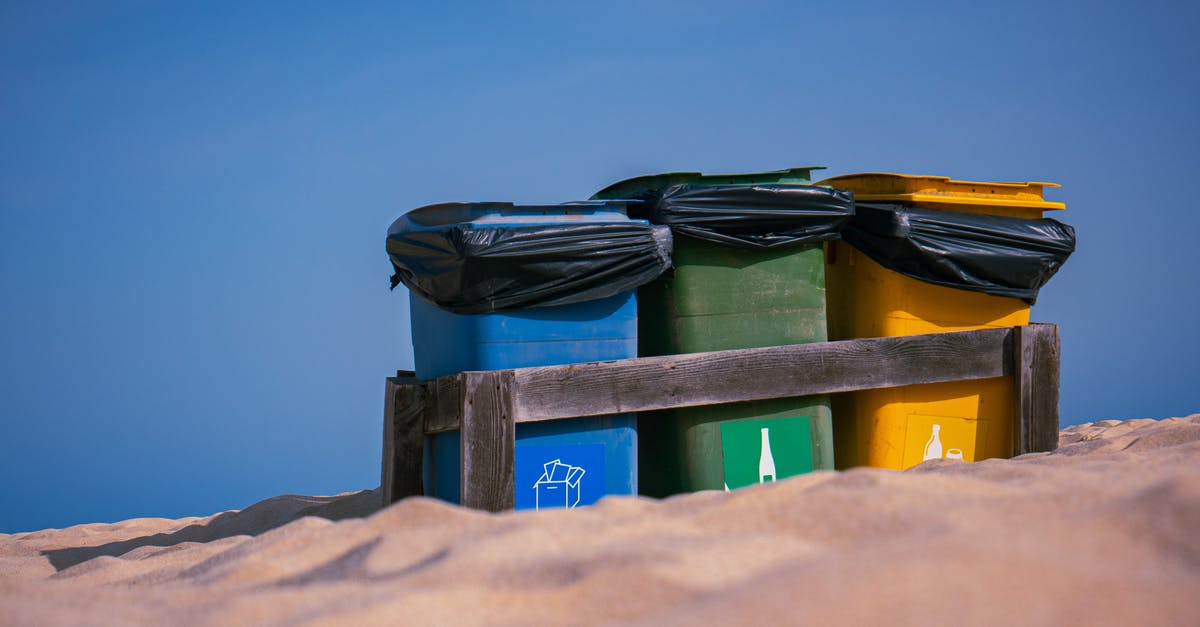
(759, 427, 777, 483)
(923, 424, 943, 461)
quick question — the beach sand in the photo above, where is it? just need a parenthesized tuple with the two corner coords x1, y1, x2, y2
(2, 415, 1197, 625)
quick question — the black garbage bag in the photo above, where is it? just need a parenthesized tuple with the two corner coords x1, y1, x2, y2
(841, 203, 1077, 304)
(632, 184, 855, 248)
(387, 202, 673, 314)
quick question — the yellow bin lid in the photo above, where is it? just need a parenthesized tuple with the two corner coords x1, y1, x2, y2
(816, 172, 1065, 211)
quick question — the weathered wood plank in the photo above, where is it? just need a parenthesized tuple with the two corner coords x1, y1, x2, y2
(382, 378, 398, 508)
(382, 376, 426, 507)
(425, 374, 464, 434)
(1013, 327, 1034, 456)
(1014, 323, 1060, 454)
(459, 370, 516, 512)
(392, 378, 427, 504)
(506, 327, 1014, 423)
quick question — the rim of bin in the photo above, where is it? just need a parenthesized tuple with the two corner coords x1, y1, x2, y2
(592, 166, 825, 199)
(816, 172, 1065, 211)
(398, 200, 634, 228)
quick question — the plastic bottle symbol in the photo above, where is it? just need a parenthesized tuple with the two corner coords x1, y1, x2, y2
(759, 427, 777, 483)
(923, 424, 943, 461)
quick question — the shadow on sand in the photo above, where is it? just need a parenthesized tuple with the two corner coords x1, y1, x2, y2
(41, 489, 382, 571)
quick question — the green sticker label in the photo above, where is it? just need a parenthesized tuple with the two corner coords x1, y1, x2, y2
(720, 417, 813, 490)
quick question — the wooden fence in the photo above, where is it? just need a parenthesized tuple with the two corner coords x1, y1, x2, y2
(382, 323, 1060, 511)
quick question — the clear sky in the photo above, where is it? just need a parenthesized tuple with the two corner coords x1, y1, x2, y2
(2, 1, 1198, 533)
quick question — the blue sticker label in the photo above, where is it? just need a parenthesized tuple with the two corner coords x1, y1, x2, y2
(514, 443, 606, 511)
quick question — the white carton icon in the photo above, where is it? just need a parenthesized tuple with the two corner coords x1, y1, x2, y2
(533, 459, 586, 510)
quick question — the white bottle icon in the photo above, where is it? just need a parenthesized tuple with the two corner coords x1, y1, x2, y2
(923, 424, 943, 461)
(759, 427, 777, 483)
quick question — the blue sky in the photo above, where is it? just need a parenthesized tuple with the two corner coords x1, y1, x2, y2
(2, 1, 1197, 532)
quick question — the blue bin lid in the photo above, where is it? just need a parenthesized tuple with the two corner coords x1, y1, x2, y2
(398, 200, 635, 231)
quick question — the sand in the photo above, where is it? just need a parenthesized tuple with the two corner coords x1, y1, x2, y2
(2, 415, 1198, 626)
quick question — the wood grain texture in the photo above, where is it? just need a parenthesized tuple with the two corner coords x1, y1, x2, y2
(506, 327, 1014, 423)
(426, 374, 464, 434)
(459, 370, 516, 512)
(382, 376, 426, 506)
(381, 379, 398, 508)
(1014, 323, 1061, 454)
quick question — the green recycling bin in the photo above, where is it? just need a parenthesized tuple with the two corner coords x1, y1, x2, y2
(592, 168, 849, 495)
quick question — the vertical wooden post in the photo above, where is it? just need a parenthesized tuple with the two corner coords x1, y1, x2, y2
(459, 370, 516, 512)
(382, 375, 426, 507)
(1013, 324, 1061, 455)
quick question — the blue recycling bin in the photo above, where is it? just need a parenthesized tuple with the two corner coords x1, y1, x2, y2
(399, 201, 645, 510)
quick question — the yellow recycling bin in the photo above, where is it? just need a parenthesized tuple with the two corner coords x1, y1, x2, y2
(818, 173, 1066, 470)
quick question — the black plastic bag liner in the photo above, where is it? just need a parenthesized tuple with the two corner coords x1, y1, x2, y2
(387, 201, 673, 314)
(632, 184, 855, 249)
(841, 203, 1076, 304)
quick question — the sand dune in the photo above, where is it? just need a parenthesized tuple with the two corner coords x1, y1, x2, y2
(2, 416, 1198, 625)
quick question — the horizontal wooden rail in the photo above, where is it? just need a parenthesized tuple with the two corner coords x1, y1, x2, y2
(382, 323, 1060, 511)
